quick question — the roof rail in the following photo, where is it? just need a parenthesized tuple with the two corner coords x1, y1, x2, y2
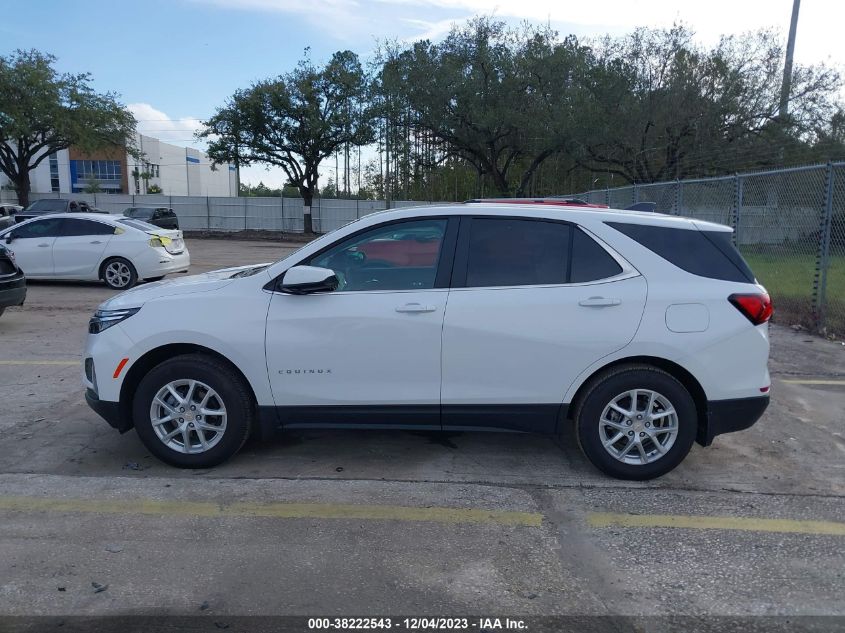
(463, 197, 609, 208)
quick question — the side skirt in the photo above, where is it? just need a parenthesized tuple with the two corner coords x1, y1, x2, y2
(256, 403, 568, 437)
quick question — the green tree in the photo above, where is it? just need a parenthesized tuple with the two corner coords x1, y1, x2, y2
(379, 18, 588, 197)
(83, 178, 101, 193)
(575, 27, 841, 182)
(200, 50, 375, 233)
(0, 50, 136, 206)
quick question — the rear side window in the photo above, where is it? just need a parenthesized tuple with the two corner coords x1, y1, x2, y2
(607, 222, 755, 283)
(62, 219, 114, 236)
(465, 219, 570, 287)
(571, 228, 623, 282)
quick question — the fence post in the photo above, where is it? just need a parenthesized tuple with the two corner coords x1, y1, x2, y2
(244, 196, 248, 231)
(206, 195, 211, 231)
(673, 180, 681, 215)
(356, 198, 360, 220)
(604, 186, 610, 207)
(731, 174, 741, 246)
(633, 184, 639, 204)
(813, 162, 835, 332)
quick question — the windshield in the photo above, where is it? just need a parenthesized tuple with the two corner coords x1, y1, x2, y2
(23, 199, 67, 213)
(117, 218, 160, 232)
(125, 207, 155, 218)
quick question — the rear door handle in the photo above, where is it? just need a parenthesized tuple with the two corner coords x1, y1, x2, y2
(90, 240, 103, 245)
(579, 296, 621, 307)
(37, 243, 50, 248)
(395, 303, 437, 313)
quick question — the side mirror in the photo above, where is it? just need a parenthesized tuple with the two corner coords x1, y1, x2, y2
(279, 266, 338, 295)
(5, 234, 13, 244)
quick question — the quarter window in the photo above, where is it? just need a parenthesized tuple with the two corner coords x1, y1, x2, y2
(465, 218, 571, 287)
(307, 219, 448, 292)
(570, 228, 623, 282)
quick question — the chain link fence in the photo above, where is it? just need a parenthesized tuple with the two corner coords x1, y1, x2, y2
(19, 192, 452, 234)
(577, 162, 845, 337)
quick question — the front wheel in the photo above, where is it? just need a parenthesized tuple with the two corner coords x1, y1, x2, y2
(102, 257, 138, 290)
(574, 365, 697, 480)
(133, 354, 254, 468)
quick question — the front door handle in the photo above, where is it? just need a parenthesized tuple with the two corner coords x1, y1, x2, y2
(579, 296, 621, 307)
(395, 303, 437, 313)
(37, 243, 50, 248)
(90, 240, 103, 245)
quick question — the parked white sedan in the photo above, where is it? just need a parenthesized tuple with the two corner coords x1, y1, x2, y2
(0, 213, 189, 289)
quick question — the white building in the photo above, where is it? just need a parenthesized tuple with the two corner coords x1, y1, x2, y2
(0, 133, 238, 197)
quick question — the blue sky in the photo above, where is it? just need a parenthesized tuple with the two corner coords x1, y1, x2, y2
(3, 0, 842, 186)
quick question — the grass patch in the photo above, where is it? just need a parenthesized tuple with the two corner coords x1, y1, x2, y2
(741, 250, 845, 334)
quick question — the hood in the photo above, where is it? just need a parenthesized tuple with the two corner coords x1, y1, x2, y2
(99, 263, 271, 310)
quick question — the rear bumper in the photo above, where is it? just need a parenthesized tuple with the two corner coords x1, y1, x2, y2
(0, 273, 26, 308)
(698, 395, 769, 446)
(85, 388, 132, 433)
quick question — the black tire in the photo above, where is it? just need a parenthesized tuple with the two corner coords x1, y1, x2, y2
(574, 364, 697, 480)
(133, 353, 254, 468)
(0, 307, 4, 317)
(145, 276, 165, 282)
(101, 257, 138, 290)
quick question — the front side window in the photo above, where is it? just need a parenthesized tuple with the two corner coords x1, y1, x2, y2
(12, 218, 64, 239)
(465, 218, 571, 287)
(307, 219, 448, 292)
(62, 219, 114, 237)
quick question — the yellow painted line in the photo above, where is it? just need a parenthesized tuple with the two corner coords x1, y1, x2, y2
(780, 378, 845, 385)
(588, 512, 845, 536)
(0, 495, 542, 527)
(0, 360, 79, 366)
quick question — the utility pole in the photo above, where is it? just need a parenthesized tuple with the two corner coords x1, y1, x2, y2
(779, 0, 801, 121)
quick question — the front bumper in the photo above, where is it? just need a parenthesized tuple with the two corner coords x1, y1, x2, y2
(698, 395, 769, 446)
(85, 388, 132, 433)
(0, 273, 26, 308)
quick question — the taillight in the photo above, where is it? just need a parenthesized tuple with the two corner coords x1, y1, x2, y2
(729, 293, 773, 325)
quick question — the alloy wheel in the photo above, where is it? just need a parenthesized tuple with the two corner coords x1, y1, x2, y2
(149, 379, 227, 454)
(598, 389, 679, 465)
(105, 261, 132, 288)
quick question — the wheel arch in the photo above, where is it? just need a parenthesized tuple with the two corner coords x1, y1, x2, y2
(118, 343, 264, 434)
(98, 255, 135, 280)
(564, 355, 709, 446)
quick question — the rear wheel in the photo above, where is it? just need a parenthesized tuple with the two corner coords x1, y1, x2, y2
(133, 354, 254, 468)
(574, 365, 697, 480)
(102, 257, 138, 290)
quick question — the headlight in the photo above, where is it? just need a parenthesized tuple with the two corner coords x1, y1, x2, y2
(89, 307, 141, 334)
(5, 249, 16, 267)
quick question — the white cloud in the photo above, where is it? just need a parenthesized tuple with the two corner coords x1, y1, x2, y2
(127, 103, 205, 148)
(198, 0, 845, 66)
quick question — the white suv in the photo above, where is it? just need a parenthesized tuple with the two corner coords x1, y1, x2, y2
(83, 201, 771, 479)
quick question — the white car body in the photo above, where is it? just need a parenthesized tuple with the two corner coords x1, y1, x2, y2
(0, 212, 189, 286)
(83, 202, 771, 478)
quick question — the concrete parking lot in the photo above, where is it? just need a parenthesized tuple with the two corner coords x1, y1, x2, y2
(0, 237, 843, 623)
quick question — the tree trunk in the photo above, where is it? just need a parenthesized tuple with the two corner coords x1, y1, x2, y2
(300, 187, 314, 234)
(15, 169, 31, 208)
